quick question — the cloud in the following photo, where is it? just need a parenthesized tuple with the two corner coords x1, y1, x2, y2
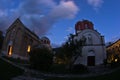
(0, 0, 21, 31)
(0, 10, 6, 16)
(66, 27, 74, 33)
(18, 0, 56, 15)
(64, 36, 68, 40)
(0, 0, 79, 36)
(49, 1, 79, 19)
(87, 0, 103, 9)
(0, 16, 9, 31)
(37, 0, 56, 8)
(0, 9, 13, 31)
(21, 0, 79, 36)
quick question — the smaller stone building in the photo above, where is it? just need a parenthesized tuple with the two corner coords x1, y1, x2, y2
(72, 20, 106, 66)
(40, 37, 52, 50)
(2, 18, 40, 60)
(106, 39, 120, 63)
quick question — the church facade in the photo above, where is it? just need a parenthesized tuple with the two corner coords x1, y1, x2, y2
(2, 18, 45, 60)
(73, 20, 106, 66)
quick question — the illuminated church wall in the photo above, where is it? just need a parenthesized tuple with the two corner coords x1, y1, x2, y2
(2, 18, 40, 60)
(73, 20, 106, 66)
(106, 39, 120, 63)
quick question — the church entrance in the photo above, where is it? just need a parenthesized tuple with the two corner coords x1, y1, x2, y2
(87, 56, 95, 66)
(87, 50, 95, 66)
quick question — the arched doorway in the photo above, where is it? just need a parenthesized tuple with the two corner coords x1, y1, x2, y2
(87, 50, 95, 66)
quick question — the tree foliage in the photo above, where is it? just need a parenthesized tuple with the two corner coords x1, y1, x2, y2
(0, 31, 4, 50)
(29, 47, 53, 70)
(55, 33, 86, 65)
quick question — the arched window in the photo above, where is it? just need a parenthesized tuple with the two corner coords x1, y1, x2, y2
(88, 50, 95, 56)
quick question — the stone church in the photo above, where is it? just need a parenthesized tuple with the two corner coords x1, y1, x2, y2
(73, 20, 106, 66)
(2, 18, 51, 60)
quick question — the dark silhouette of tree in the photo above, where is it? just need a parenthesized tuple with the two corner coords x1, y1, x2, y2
(54, 47, 69, 64)
(0, 31, 4, 50)
(61, 34, 86, 66)
(29, 46, 53, 70)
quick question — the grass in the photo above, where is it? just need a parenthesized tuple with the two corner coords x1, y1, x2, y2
(1, 56, 120, 80)
(48, 64, 88, 74)
(48, 64, 70, 74)
(0, 58, 24, 80)
(45, 67, 120, 80)
(3, 56, 29, 64)
(2, 56, 120, 80)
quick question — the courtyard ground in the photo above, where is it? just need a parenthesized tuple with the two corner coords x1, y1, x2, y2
(1, 56, 120, 80)
(0, 58, 24, 80)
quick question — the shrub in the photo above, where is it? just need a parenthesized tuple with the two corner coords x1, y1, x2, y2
(50, 64, 69, 74)
(110, 60, 120, 68)
(71, 64, 88, 74)
(29, 47, 53, 71)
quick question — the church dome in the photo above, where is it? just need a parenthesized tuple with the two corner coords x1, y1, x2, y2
(40, 37, 50, 45)
(75, 20, 94, 32)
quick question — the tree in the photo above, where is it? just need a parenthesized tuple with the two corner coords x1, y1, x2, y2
(61, 34, 86, 66)
(29, 46, 53, 70)
(0, 31, 4, 50)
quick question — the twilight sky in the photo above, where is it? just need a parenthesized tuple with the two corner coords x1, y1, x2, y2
(0, 0, 120, 47)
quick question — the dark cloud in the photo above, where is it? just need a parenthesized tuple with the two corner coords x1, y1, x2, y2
(0, 0, 79, 36)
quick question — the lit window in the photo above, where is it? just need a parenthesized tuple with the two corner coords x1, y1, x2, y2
(27, 45, 31, 52)
(111, 56, 114, 61)
(115, 59, 118, 62)
(8, 46, 12, 56)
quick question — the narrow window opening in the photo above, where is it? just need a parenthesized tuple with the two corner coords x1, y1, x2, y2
(27, 45, 31, 53)
(8, 45, 12, 56)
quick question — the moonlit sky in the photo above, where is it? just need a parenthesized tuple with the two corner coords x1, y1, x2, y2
(0, 0, 120, 47)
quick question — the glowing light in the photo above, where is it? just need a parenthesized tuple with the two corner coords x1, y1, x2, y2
(27, 45, 31, 52)
(115, 59, 118, 62)
(111, 56, 114, 61)
(8, 46, 12, 56)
